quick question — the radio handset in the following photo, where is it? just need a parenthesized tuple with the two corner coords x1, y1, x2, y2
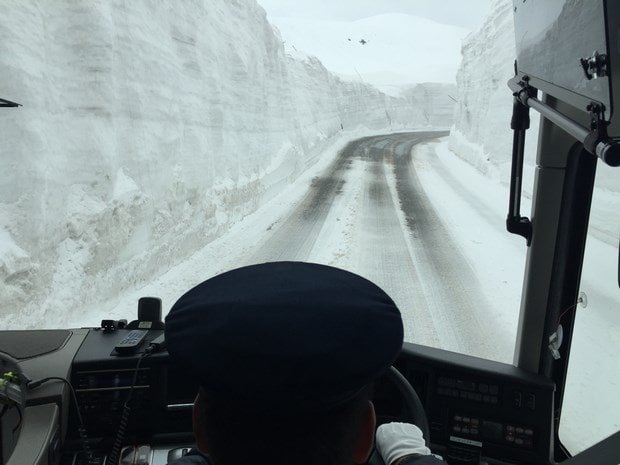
(114, 330, 148, 354)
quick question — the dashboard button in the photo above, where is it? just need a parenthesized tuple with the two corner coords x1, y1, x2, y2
(527, 393, 536, 410)
(512, 391, 522, 409)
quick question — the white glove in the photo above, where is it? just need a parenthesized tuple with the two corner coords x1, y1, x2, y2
(375, 422, 431, 465)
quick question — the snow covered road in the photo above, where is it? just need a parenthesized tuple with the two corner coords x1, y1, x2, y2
(249, 132, 468, 349)
(211, 131, 507, 361)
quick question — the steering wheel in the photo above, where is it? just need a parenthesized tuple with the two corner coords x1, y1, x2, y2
(368, 366, 430, 465)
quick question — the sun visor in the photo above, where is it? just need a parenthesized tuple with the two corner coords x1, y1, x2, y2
(513, 0, 620, 137)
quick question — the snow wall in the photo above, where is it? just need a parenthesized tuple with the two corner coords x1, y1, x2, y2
(449, 0, 524, 181)
(0, 0, 448, 327)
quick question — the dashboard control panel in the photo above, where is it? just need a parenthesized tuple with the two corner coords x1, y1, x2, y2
(397, 343, 555, 465)
(67, 329, 198, 440)
(65, 335, 555, 465)
(1, 329, 557, 465)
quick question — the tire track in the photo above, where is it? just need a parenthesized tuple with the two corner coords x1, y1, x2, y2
(392, 136, 497, 357)
(247, 137, 367, 263)
(343, 135, 442, 347)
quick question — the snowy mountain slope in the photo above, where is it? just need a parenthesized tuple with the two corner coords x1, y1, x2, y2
(266, 13, 469, 95)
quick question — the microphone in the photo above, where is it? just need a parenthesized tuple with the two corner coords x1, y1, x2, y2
(138, 297, 162, 323)
(127, 297, 164, 330)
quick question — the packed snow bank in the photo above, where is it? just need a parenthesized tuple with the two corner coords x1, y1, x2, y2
(0, 0, 441, 327)
(448, 0, 542, 192)
(449, 0, 528, 179)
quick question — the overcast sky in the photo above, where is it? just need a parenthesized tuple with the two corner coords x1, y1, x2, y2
(256, 0, 492, 30)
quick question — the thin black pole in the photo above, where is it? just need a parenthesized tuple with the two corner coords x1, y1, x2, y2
(0, 98, 20, 107)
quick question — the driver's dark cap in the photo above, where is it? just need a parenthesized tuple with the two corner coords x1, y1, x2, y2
(164, 261, 404, 416)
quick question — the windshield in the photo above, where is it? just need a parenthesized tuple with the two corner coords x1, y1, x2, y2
(0, 0, 618, 454)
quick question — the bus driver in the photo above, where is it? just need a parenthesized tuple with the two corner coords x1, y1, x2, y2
(164, 261, 447, 465)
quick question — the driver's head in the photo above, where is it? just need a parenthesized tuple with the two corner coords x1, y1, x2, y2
(165, 261, 404, 465)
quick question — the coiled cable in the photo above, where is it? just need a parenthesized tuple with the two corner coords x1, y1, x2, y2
(106, 350, 153, 465)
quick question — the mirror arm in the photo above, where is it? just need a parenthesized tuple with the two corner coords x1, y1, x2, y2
(506, 74, 535, 245)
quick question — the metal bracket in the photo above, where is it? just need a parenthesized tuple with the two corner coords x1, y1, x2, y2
(548, 325, 563, 360)
(580, 51, 608, 80)
(583, 102, 607, 154)
(583, 102, 620, 167)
